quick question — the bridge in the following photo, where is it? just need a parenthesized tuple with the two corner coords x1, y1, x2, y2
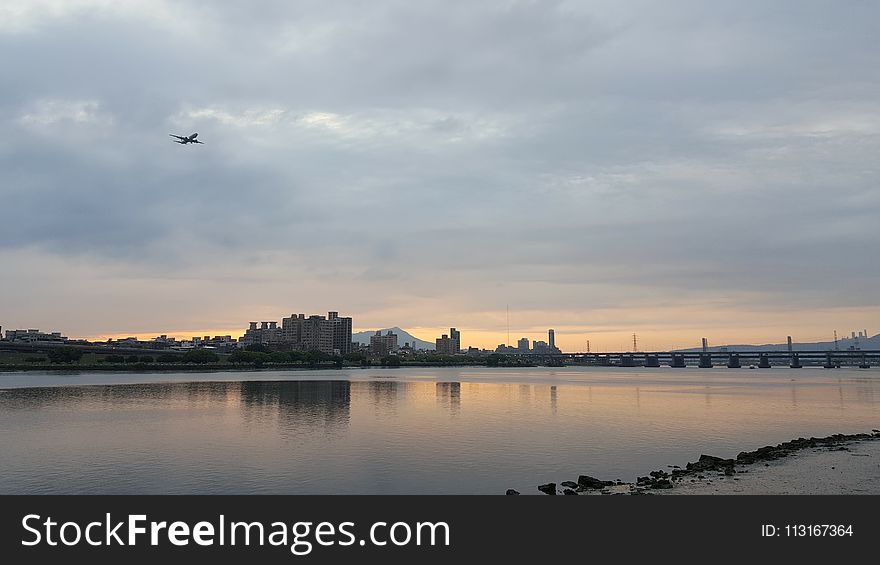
(500, 350, 879, 368)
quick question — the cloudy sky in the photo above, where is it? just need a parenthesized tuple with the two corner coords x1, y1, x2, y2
(1, 0, 878, 351)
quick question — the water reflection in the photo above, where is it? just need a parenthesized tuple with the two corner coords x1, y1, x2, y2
(239, 381, 351, 434)
(436, 382, 461, 416)
(0, 370, 878, 494)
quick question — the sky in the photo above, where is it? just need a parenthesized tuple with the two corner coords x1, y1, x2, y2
(1, 0, 878, 351)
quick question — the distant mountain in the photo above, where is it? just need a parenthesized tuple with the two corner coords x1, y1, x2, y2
(678, 334, 879, 352)
(352, 327, 435, 350)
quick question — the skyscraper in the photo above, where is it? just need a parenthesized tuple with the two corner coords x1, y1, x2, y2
(450, 328, 461, 354)
(370, 330, 398, 356)
(437, 328, 461, 355)
(244, 311, 352, 354)
(548, 329, 557, 352)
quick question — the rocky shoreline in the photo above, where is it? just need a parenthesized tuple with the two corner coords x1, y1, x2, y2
(508, 430, 880, 495)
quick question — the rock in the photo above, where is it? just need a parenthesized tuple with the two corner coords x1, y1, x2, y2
(506, 489, 520, 495)
(537, 483, 556, 495)
(560, 481, 579, 489)
(650, 479, 673, 489)
(563, 488, 578, 496)
(578, 475, 614, 489)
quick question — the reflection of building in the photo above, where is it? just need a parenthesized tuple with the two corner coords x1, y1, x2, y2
(4, 329, 68, 343)
(241, 312, 352, 354)
(370, 330, 398, 356)
(436, 382, 461, 415)
(436, 328, 461, 354)
(239, 381, 351, 432)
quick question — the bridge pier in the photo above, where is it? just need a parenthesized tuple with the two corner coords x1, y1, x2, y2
(758, 354, 771, 369)
(790, 353, 802, 369)
(823, 353, 838, 369)
(644, 354, 660, 367)
(670, 353, 686, 368)
(727, 354, 741, 369)
(698, 353, 712, 368)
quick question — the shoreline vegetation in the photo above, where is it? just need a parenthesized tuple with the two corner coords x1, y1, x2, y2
(0, 347, 535, 372)
(510, 431, 880, 496)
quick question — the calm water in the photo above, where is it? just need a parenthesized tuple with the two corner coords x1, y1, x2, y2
(1, 367, 878, 494)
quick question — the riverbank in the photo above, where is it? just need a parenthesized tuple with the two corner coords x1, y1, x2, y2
(0, 361, 492, 372)
(518, 431, 880, 495)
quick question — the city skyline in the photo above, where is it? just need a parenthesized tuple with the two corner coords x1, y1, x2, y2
(2, 2, 879, 353)
(4, 318, 876, 354)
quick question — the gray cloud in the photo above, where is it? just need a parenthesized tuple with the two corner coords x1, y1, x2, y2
(1, 1, 878, 344)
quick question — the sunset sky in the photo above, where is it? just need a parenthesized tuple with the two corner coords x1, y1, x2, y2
(1, 1, 878, 351)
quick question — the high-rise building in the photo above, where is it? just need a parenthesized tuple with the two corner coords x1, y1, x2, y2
(239, 321, 283, 347)
(548, 329, 556, 352)
(517, 337, 530, 352)
(242, 311, 352, 354)
(370, 330, 398, 356)
(450, 328, 461, 354)
(328, 312, 352, 355)
(436, 328, 461, 355)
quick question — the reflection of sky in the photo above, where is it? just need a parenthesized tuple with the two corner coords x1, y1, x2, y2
(0, 367, 877, 494)
(1, 2, 879, 349)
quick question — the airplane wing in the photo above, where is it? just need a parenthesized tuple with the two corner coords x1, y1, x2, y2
(173, 139, 187, 144)
(169, 134, 188, 141)
(192, 139, 205, 144)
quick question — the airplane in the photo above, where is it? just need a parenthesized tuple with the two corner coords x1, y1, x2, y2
(169, 132, 204, 145)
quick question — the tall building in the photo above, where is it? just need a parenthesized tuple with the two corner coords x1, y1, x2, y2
(532, 340, 549, 354)
(328, 312, 352, 355)
(239, 321, 283, 347)
(436, 334, 452, 354)
(436, 328, 461, 355)
(548, 329, 556, 352)
(242, 311, 352, 354)
(517, 337, 530, 352)
(370, 330, 398, 356)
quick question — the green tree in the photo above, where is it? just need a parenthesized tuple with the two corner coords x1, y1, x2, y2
(139, 355, 154, 363)
(344, 352, 367, 363)
(47, 348, 84, 364)
(305, 350, 331, 367)
(380, 355, 401, 367)
(182, 349, 219, 364)
(270, 351, 290, 364)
